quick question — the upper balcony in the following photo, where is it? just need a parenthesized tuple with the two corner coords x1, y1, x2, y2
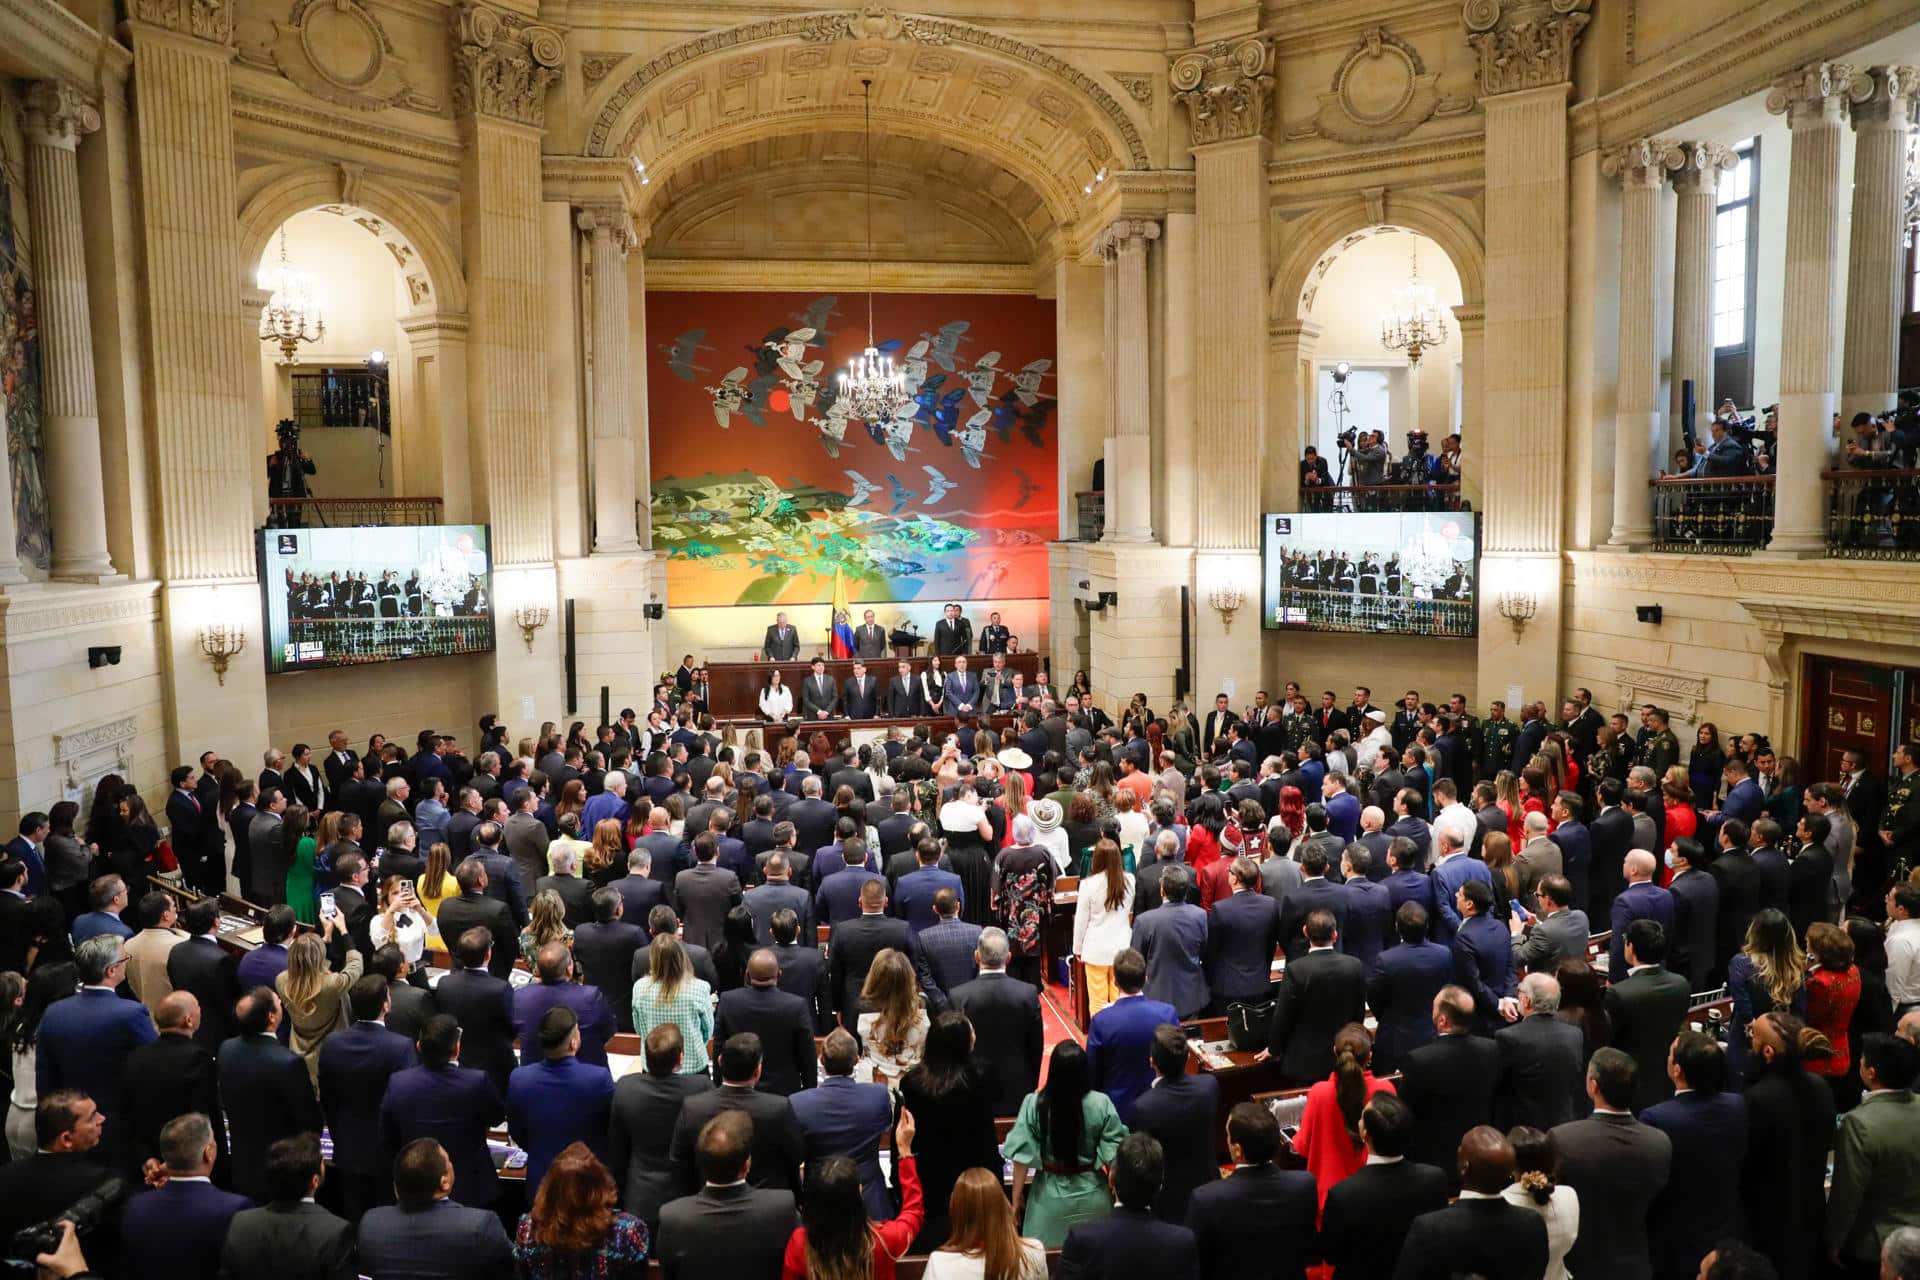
(1648, 470, 1920, 559)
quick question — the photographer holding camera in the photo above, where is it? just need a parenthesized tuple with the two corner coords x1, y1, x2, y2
(0, 1092, 124, 1276)
(267, 419, 317, 529)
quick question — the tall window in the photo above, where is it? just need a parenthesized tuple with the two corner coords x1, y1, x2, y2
(1712, 139, 1759, 408)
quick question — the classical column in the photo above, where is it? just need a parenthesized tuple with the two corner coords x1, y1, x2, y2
(1451, 305, 1485, 513)
(1099, 243, 1119, 541)
(625, 238, 654, 550)
(22, 82, 117, 581)
(1603, 139, 1680, 548)
(453, 2, 564, 567)
(1670, 142, 1736, 438)
(1099, 218, 1159, 544)
(1842, 66, 1920, 422)
(1266, 319, 1319, 515)
(0, 399, 25, 585)
(1766, 62, 1871, 554)
(1053, 255, 1105, 542)
(581, 207, 639, 555)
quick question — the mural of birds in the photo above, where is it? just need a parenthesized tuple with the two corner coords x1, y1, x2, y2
(767, 327, 820, 381)
(927, 387, 967, 444)
(1013, 468, 1038, 506)
(791, 296, 841, 339)
(885, 473, 913, 515)
(844, 470, 879, 507)
(1009, 357, 1052, 405)
(739, 372, 779, 427)
(920, 320, 970, 371)
(922, 465, 956, 506)
(781, 359, 824, 420)
(660, 329, 713, 381)
(1017, 397, 1056, 448)
(956, 410, 991, 468)
(707, 367, 752, 428)
(816, 398, 851, 457)
(879, 406, 917, 461)
(961, 351, 1001, 409)
(901, 339, 931, 396)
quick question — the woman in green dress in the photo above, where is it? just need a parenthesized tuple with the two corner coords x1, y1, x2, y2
(283, 804, 318, 926)
(1005, 1041, 1127, 1248)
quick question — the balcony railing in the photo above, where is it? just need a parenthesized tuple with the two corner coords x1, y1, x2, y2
(267, 497, 444, 528)
(1825, 468, 1920, 560)
(282, 616, 493, 665)
(1301, 483, 1464, 513)
(1648, 475, 1775, 554)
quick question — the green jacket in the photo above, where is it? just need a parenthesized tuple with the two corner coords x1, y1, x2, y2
(1830, 1089, 1920, 1261)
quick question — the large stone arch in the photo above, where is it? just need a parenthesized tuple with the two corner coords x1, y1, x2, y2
(1270, 193, 1483, 324)
(237, 166, 468, 317)
(581, 7, 1151, 235)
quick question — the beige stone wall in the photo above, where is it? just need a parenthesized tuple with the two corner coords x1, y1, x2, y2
(267, 654, 477, 763)
(1263, 632, 1478, 709)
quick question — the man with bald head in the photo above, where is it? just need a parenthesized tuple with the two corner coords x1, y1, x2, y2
(1392, 1126, 1550, 1280)
(512, 941, 616, 1067)
(123, 989, 225, 1172)
(1900, 1007, 1920, 1048)
(713, 949, 816, 1095)
(1608, 847, 1676, 979)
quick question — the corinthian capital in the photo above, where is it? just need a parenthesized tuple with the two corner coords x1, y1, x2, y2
(1764, 61, 1873, 128)
(21, 82, 101, 151)
(1462, 0, 1591, 97)
(1170, 38, 1273, 145)
(1852, 65, 1920, 128)
(1667, 141, 1738, 195)
(452, 2, 566, 130)
(1600, 137, 1684, 189)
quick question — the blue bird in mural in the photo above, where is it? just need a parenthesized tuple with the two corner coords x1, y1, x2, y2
(911, 373, 948, 423)
(885, 474, 913, 515)
(929, 387, 967, 445)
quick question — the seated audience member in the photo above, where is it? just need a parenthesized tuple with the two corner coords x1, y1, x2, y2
(1056, 1132, 1199, 1280)
(219, 1133, 357, 1280)
(1391, 1126, 1549, 1280)
(655, 1109, 798, 1280)
(380, 1014, 508, 1211)
(356, 1138, 516, 1280)
(1318, 1094, 1447, 1280)
(513, 1141, 650, 1279)
(119, 1111, 251, 1280)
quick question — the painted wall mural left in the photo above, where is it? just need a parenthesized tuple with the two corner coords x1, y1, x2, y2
(0, 138, 50, 572)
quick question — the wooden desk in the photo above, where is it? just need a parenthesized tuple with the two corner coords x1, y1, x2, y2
(703, 653, 1042, 718)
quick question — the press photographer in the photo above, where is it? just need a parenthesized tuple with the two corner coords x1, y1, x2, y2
(0, 1092, 126, 1276)
(266, 419, 317, 529)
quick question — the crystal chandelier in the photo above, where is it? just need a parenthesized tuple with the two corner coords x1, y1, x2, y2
(258, 227, 325, 364)
(1379, 238, 1447, 368)
(838, 79, 910, 423)
(1903, 131, 1919, 248)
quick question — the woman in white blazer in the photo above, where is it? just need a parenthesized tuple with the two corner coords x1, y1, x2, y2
(1070, 836, 1135, 1018)
(758, 670, 794, 721)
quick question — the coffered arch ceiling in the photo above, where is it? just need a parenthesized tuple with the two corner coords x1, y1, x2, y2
(646, 130, 1052, 265)
(582, 8, 1150, 236)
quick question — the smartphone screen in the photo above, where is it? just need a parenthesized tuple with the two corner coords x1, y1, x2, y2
(319, 892, 338, 920)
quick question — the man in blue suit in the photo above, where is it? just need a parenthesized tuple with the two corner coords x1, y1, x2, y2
(1449, 880, 1517, 1027)
(1429, 824, 1492, 938)
(1126, 1026, 1220, 1224)
(1277, 846, 1347, 963)
(815, 855, 884, 927)
(1205, 858, 1280, 1008)
(236, 905, 296, 993)
(1548, 792, 1593, 917)
(745, 852, 812, 944)
(1130, 866, 1210, 1019)
(357, 1138, 516, 1279)
(1608, 849, 1675, 978)
(788, 1029, 893, 1219)
(1322, 775, 1361, 844)
(118, 1112, 252, 1280)
(1384, 837, 1441, 924)
(1086, 948, 1178, 1120)
(1640, 1031, 1749, 1280)
(944, 655, 982, 716)
(381, 1014, 506, 1210)
(1718, 757, 1764, 825)
(1338, 846, 1394, 968)
(6, 812, 51, 897)
(37, 934, 156, 1169)
(513, 942, 617, 1067)
(319, 974, 420, 1219)
(1059, 1133, 1199, 1280)
(893, 842, 964, 932)
(1366, 902, 1456, 1073)
(505, 1006, 615, 1192)
(918, 889, 983, 994)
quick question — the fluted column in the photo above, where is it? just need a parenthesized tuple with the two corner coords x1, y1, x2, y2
(1603, 139, 1679, 548)
(581, 207, 639, 555)
(22, 83, 117, 581)
(1670, 143, 1736, 439)
(1843, 66, 1920, 422)
(1451, 305, 1485, 512)
(0, 399, 25, 585)
(1766, 62, 1871, 554)
(1266, 319, 1319, 516)
(1099, 243, 1119, 541)
(1099, 218, 1159, 544)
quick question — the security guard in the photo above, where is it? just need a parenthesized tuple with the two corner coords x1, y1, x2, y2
(1643, 708, 1681, 777)
(1878, 741, 1920, 879)
(1479, 701, 1517, 782)
(978, 611, 1011, 654)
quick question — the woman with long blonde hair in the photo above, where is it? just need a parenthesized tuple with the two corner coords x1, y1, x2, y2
(1726, 908, 1808, 1080)
(519, 889, 572, 965)
(631, 934, 712, 1074)
(857, 949, 929, 1088)
(927, 1167, 1046, 1280)
(416, 842, 457, 918)
(274, 926, 361, 1084)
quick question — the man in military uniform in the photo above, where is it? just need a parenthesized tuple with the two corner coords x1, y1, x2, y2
(1479, 700, 1517, 782)
(1643, 708, 1681, 777)
(978, 611, 1010, 654)
(1877, 741, 1920, 897)
(1448, 694, 1482, 785)
(1392, 691, 1423, 754)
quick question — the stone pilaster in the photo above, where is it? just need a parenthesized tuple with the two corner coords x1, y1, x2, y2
(1842, 66, 1920, 422)
(1670, 142, 1737, 438)
(1451, 305, 1485, 513)
(1099, 242, 1118, 541)
(1766, 62, 1872, 554)
(581, 206, 639, 555)
(1098, 218, 1159, 544)
(1602, 138, 1681, 548)
(0, 400, 25, 585)
(625, 240, 653, 550)
(1053, 257, 1105, 542)
(22, 82, 117, 581)
(1266, 319, 1320, 516)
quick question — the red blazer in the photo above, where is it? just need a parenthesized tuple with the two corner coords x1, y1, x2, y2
(783, 1154, 924, 1280)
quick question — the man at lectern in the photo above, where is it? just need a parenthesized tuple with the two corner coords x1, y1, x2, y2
(933, 602, 973, 656)
(764, 611, 800, 661)
(852, 610, 889, 661)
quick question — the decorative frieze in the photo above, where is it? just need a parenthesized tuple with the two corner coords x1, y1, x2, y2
(1463, 0, 1591, 97)
(1170, 37, 1273, 145)
(128, 0, 232, 45)
(451, 2, 565, 130)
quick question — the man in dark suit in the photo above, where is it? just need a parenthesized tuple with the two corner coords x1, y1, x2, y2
(1276, 846, 1347, 963)
(119, 1112, 251, 1280)
(1550, 1047, 1673, 1280)
(438, 859, 519, 980)
(1396, 986, 1501, 1184)
(610, 1023, 713, 1229)
(380, 1014, 507, 1211)
(1127, 1026, 1220, 1224)
(745, 853, 813, 945)
(122, 991, 224, 1174)
(1339, 846, 1394, 967)
(788, 1028, 894, 1218)
(886, 660, 922, 718)
(842, 662, 881, 720)
(1608, 848, 1676, 977)
(1642, 1031, 1749, 1280)
(534, 844, 597, 929)
(0, 1090, 117, 1255)
(768, 910, 832, 1033)
(322, 729, 360, 798)
(217, 1135, 355, 1279)
(610, 845, 669, 922)
(355, 1138, 516, 1279)
(948, 929, 1043, 1114)
(1265, 909, 1365, 1087)
(513, 943, 617, 1067)
(507, 1006, 616, 1192)
(655, 1107, 800, 1280)
(1320, 1094, 1450, 1280)
(1708, 819, 1763, 984)
(165, 765, 209, 895)
(37, 934, 158, 1166)
(1203, 693, 1242, 760)
(1667, 838, 1720, 992)
(1185, 1101, 1317, 1280)
(1393, 1126, 1550, 1280)
(763, 611, 800, 660)
(433, 928, 520, 1095)
(1590, 778, 1636, 915)
(932, 602, 972, 656)
(850, 610, 889, 660)
(799, 657, 841, 720)
(1086, 949, 1179, 1120)
(1130, 865, 1210, 1019)
(218, 988, 322, 1202)
(828, 878, 923, 1026)
(1448, 880, 1516, 1028)
(1509, 702, 1549, 774)
(575, 889, 648, 1032)
(1367, 902, 1456, 1073)
(165, 898, 241, 1049)
(319, 975, 420, 1219)
(1495, 972, 1590, 1130)
(1603, 919, 1694, 1113)
(673, 834, 744, 955)
(669, 1032, 805, 1198)
(1207, 856, 1281, 1010)
(1060, 1132, 1199, 1280)
(893, 840, 964, 932)
(369, 944, 434, 1041)
(715, 950, 817, 1095)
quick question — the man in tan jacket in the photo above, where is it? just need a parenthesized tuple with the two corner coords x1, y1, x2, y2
(122, 890, 189, 1015)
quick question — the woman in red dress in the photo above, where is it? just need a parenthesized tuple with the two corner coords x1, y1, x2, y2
(1658, 775, 1698, 888)
(1184, 791, 1226, 882)
(1291, 1023, 1397, 1215)
(1803, 921, 1863, 1092)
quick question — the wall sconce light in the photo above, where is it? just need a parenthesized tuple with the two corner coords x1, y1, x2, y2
(1207, 584, 1246, 632)
(1495, 591, 1538, 645)
(199, 624, 246, 686)
(513, 604, 550, 652)
(1635, 604, 1663, 625)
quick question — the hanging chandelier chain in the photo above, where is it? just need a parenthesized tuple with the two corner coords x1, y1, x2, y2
(838, 77, 911, 425)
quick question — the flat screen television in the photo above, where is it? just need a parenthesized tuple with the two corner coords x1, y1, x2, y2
(1261, 511, 1478, 637)
(258, 524, 494, 674)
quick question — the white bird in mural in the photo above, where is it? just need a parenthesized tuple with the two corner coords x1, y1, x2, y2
(1010, 358, 1052, 405)
(922, 465, 956, 506)
(962, 351, 1002, 409)
(707, 367, 752, 428)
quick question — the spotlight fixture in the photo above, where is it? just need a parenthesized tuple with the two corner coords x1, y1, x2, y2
(1333, 361, 1351, 384)
(643, 602, 665, 621)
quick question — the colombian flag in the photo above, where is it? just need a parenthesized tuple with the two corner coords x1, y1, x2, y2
(830, 569, 855, 659)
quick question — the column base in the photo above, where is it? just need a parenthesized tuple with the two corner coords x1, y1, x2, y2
(1756, 542, 1828, 560)
(50, 563, 126, 584)
(1602, 530, 1652, 550)
(590, 538, 643, 557)
(1100, 530, 1156, 546)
